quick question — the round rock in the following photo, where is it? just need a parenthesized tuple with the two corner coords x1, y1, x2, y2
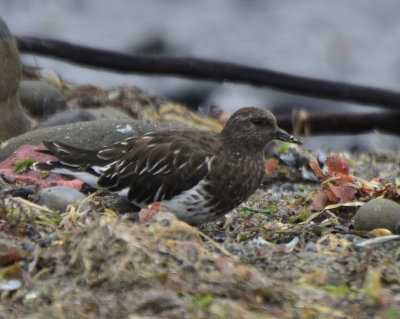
(85, 106, 133, 121)
(0, 119, 179, 162)
(354, 198, 400, 234)
(39, 109, 96, 128)
(0, 18, 33, 140)
(38, 186, 90, 213)
(39, 106, 132, 128)
(19, 80, 66, 118)
(0, 17, 20, 100)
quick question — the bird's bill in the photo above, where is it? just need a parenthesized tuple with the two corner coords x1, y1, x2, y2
(272, 128, 302, 145)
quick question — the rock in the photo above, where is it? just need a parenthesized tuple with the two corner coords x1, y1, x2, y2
(39, 109, 96, 128)
(39, 106, 132, 128)
(37, 186, 90, 212)
(0, 18, 33, 140)
(0, 239, 24, 266)
(0, 279, 22, 291)
(353, 198, 400, 234)
(0, 119, 176, 162)
(0, 98, 34, 141)
(225, 243, 247, 258)
(86, 106, 133, 120)
(19, 80, 66, 118)
(132, 290, 182, 314)
(2, 185, 36, 198)
(0, 18, 19, 100)
(100, 196, 140, 214)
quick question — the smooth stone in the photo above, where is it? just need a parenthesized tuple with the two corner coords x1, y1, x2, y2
(0, 17, 20, 100)
(0, 279, 22, 291)
(354, 198, 400, 234)
(37, 186, 89, 212)
(39, 109, 96, 128)
(19, 80, 66, 118)
(0, 119, 177, 162)
(39, 106, 132, 128)
(0, 97, 34, 141)
(86, 106, 133, 120)
(0, 18, 33, 140)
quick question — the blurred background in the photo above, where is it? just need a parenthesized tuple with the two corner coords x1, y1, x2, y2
(2, 0, 400, 150)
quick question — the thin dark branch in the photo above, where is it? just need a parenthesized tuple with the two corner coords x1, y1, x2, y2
(16, 36, 400, 111)
(277, 111, 400, 135)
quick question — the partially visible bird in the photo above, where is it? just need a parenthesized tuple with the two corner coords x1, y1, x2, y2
(35, 106, 302, 224)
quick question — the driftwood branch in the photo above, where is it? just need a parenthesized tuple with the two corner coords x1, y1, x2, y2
(277, 111, 400, 135)
(16, 36, 400, 111)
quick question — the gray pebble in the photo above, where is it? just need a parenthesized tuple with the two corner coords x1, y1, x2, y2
(38, 186, 90, 213)
(224, 243, 246, 257)
(304, 242, 318, 252)
(281, 182, 295, 192)
(354, 198, 400, 234)
(19, 80, 66, 118)
(0, 279, 22, 291)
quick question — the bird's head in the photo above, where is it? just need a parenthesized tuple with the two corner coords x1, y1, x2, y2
(220, 106, 302, 152)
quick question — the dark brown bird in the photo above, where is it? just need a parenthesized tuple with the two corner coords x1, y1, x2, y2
(35, 106, 302, 224)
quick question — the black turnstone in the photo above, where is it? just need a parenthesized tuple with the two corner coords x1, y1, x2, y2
(35, 107, 302, 224)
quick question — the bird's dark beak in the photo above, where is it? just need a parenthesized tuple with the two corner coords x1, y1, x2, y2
(272, 128, 302, 145)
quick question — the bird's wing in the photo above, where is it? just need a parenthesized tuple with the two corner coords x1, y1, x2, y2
(96, 132, 217, 205)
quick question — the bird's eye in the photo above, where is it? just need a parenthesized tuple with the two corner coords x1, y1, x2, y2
(250, 117, 265, 125)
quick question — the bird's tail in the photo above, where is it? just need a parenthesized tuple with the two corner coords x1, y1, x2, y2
(34, 141, 112, 187)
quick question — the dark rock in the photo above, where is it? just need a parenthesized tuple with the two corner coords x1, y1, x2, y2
(19, 80, 66, 118)
(133, 290, 182, 314)
(37, 186, 89, 212)
(102, 196, 141, 214)
(354, 198, 400, 234)
(2, 185, 36, 198)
